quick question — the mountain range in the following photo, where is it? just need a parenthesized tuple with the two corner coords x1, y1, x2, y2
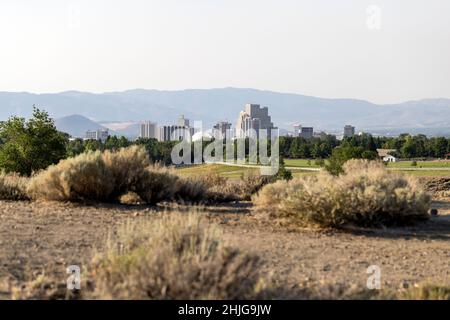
(0, 88, 449, 137)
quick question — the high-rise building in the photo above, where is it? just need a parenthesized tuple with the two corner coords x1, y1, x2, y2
(212, 121, 232, 140)
(85, 129, 109, 143)
(343, 125, 355, 138)
(300, 127, 314, 139)
(177, 115, 190, 127)
(157, 115, 194, 142)
(157, 125, 194, 142)
(236, 104, 275, 138)
(140, 121, 157, 139)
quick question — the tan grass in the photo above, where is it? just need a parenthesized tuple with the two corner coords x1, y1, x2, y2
(253, 159, 431, 228)
(0, 171, 29, 200)
(27, 147, 186, 204)
(89, 212, 266, 300)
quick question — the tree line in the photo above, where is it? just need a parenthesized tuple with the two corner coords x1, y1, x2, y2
(0, 108, 449, 176)
(280, 133, 450, 159)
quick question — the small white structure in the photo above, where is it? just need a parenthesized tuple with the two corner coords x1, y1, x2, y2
(383, 155, 397, 163)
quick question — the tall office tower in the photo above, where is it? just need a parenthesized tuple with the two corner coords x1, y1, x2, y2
(140, 121, 157, 139)
(177, 115, 190, 127)
(343, 125, 356, 138)
(235, 104, 275, 138)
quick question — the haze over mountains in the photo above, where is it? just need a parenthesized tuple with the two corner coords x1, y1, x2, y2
(1, 88, 449, 137)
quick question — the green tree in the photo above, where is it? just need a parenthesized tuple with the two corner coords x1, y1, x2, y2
(432, 137, 448, 158)
(0, 107, 67, 175)
(66, 138, 86, 157)
(276, 157, 293, 181)
(324, 146, 366, 175)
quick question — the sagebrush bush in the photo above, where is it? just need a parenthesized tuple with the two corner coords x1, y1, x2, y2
(135, 164, 181, 205)
(173, 177, 208, 202)
(28, 151, 114, 201)
(197, 172, 274, 202)
(0, 171, 29, 200)
(27, 146, 186, 204)
(253, 159, 431, 228)
(89, 213, 266, 300)
(26, 145, 273, 204)
(102, 146, 151, 199)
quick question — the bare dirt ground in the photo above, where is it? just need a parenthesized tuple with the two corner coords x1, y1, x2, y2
(0, 194, 449, 299)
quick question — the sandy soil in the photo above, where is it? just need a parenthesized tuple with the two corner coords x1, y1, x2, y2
(0, 197, 449, 299)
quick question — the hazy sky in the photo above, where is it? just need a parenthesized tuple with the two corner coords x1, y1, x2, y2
(0, 0, 449, 103)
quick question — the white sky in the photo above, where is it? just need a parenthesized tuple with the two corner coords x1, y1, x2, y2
(0, 0, 449, 104)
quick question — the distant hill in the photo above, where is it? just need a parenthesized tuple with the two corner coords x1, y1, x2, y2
(55, 114, 110, 138)
(1, 88, 450, 136)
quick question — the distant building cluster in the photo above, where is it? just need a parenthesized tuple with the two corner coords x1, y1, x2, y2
(139, 115, 194, 142)
(82, 103, 360, 145)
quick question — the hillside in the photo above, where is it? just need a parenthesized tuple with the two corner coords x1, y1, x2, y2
(1, 88, 450, 134)
(55, 114, 110, 138)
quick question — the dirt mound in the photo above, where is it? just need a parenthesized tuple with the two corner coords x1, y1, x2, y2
(421, 177, 450, 193)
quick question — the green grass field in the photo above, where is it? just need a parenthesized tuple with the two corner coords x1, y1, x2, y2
(177, 162, 449, 179)
(285, 158, 450, 169)
(176, 164, 316, 179)
(176, 164, 259, 179)
(284, 159, 323, 168)
(386, 160, 450, 168)
(394, 170, 450, 177)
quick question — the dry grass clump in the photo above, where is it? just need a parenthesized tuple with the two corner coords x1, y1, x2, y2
(135, 164, 181, 205)
(89, 213, 266, 300)
(119, 192, 144, 205)
(376, 284, 450, 300)
(174, 177, 208, 202)
(0, 171, 29, 200)
(196, 172, 275, 202)
(253, 159, 431, 228)
(9, 274, 73, 300)
(27, 151, 114, 201)
(25, 146, 272, 204)
(26, 146, 187, 204)
(395, 285, 450, 300)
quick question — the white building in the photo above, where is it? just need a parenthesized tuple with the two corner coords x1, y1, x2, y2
(157, 125, 194, 142)
(85, 129, 109, 143)
(383, 155, 398, 163)
(293, 124, 301, 137)
(377, 149, 398, 162)
(236, 104, 275, 138)
(140, 121, 157, 139)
